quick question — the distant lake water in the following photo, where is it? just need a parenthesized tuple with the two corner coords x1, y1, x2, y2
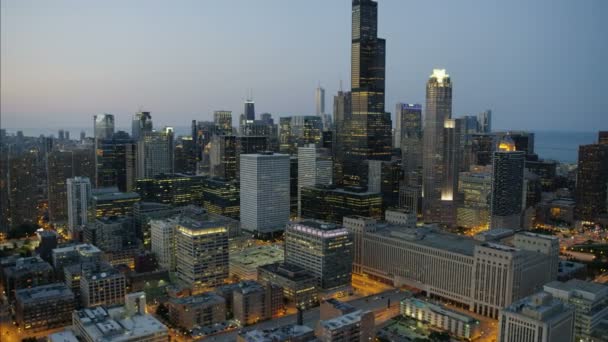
(3, 127, 598, 164)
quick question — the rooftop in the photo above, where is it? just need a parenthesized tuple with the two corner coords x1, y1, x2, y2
(402, 298, 479, 325)
(372, 225, 478, 256)
(52, 243, 102, 255)
(48, 331, 79, 342)
(230, 245, 284, 270)
(175, 206, 229, 232)
(544, 279, 608, 301)
(75, 306, 167, 342)
(258, 262, 316, 282)
(320, 309, 370, 330)
(504, 292, 569, 321)
(15, 283, 73, 303)
(92, 190, 140, 201)
(169, 292, 225, 306)
(238, 324, 314, 342)
(288, 221, 350, 239)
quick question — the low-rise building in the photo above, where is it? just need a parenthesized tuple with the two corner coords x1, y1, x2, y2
(51, 243, 103, 279)
(400, 297, 481, 340)
(15, 283, 75, 331)
(3, 256, 54, 300)
(80, 269, 127, 307)
(498, 292, 574, 342)
(315, 309, 375, 342)
(233, 280, 283, 326)
(230, 245, 284, 280)
(544, 279, 608, 341)
(258, 262, 318, 309)
(237, 324, 316, 342)
(167, 292, 226, 330)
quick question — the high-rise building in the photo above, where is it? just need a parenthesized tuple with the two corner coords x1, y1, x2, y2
(498, 292, 574, 342)
(90, 188, 140, 220)
(456, 166, 492, 230)
(244, 98, 256, 122)
(80, 269, 127, 308)
(15, 283, 75, 332)
(67, 177, 92, 238)
(395, 103, 423, 185)
(95, 131, 137, 192)
(133, 201, 182, 249)
(257, 262, 318, 309)
(279, 116, 324, 154)
(240, 153, 290, 236)
(202, 177, 240, 220)
(332, 89, 352, 180)
(174, 136, 197, 174)
(94, 114, 115, 141)
(284, 220, 352, 293)
(367, 159, 402, 209)
(297, 146, 333, 216)
(422, 69, 455, 223)
(477, 110, 492, 133)
(7, 149, 42, 227)
(209, 135, 238, 180)
(316, 85, 325, 115)
(469, 133, 496, 166)
(575, 141, 608, 222)
(137, 128, 174, 178)
(131, 111, 153, 141)
(232, 281, 283, 326)
(599, 131, 608, 145)
(491, 140, 525, 229)
(300, 185, 382, 224)
(134, 173, 205, 207)
(340, 0, 392, 186)
(214, 110, 233, 135)
(174, 207, 229, 291)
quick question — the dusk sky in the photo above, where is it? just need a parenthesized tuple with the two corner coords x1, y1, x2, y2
(1, 0, 606, 132)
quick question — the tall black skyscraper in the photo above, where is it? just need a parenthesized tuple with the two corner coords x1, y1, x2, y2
(244, 99, 255, 121)
(339, 0, 392, 186)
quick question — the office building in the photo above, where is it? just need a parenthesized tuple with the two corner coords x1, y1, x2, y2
(232, 280, 283, 326)
(396, 103, 423, 185)
(72, 294, 168, 342)
(240, 153, 290, 236)
(84, 216, 136, 253)
(3, 256, 54, 300)
(214, 110, 233, 135)
(134, 173, 205, 207)
(297, 146, 333, 216)
(575, 142, 608, 222)
(36, 230, 58, 263)
(491, 140, 525, 229)
(137, 128, 175, 178)
(258, 262, 318, 309)
(344, 217, 558, 318)
(131, 111, 153, 141)
(15, 283, 75, 332)
(174, 136, 197, 174)
(237, 325, 315, 342)
(544, 279, 608, 341)
(339, 0, 392, 187)
(401, 297, 481, 340)
(91, 187, 139, 216)
(422, 69, 456, 223)
(244, 98, 255, 121)
(64, 261, 112, 307)
(51, 244, 103, 278)
(284, 220, 352, 292)
(80, 269, 127, 307)
(316, 85, 325, 115)
(332, 89, 352, 184)
(367, 159, 402, 209)
(202, 177, 240, 220)
(67, 176, 92, 238)
(456, 165, 492, 230)
(133, 201, 183, 249)
(6, 149, 43, 227)
(95, 131, 137, 191)
(150, 218, 177, 271)
(279, 116, 324, 154)
(315, 309, 375, 342)
(174, 206, 229, 291)
(477, 110, 492, 133)
(469, 133, 496, 166)
(167, 292, 226, 330)
(230, 245, 284, 280)
(94, 114, 115, 141)
(498, 292, 574, 342)
(209, 135, 238, 180)
(300, 185, 382, 224)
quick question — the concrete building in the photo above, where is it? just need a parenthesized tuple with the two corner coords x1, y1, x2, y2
(237, 324, 315, 342)
(136, 128, 174, 178)
(300, 185, 382, 224)
(3, 256, 54, 300)
(258, 262, 318, 309)
(230, 245, 284, 280)
(498, 292, 574, 342)
(284, 220, 352, 294)
(51, 243, 103, 280)
(232, 281, 283, 326)
(344, 217, 559, 318)
(72, 293, 168, 342)
(320, 299, 356, 320)
(456, 165, 492, 230)
(240, 153, 290, 236)
(544, 279, 608, 341)
(134, 173, 205, 207)
(150, 218, 177, 271)
(167, 292, 226, 330)
(90, 188, 140, 219)
(15, 283, 75, 331)
(297, 145, 333, 216)
(315, 309, 375, 342)
(67, 176, 92, 238)
(491, 140, 525, 229)
(80, 269, 127, 307)
(400, 297, 481, 340)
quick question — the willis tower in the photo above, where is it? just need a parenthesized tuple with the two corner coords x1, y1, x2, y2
(339, 0, 392, 187)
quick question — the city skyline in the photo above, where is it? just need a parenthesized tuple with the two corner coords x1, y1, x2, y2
(2, 0, 606, 132)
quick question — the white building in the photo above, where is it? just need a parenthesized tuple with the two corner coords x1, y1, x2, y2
(297, 146, 332, 216)
(315, 309, 374, 342)
(150, 217, 177, 271)
(136, 128, 174, 178)
(498, 292, 574, 342)
(544, 279, 608, 341)
(240, 153, 290, 235)
(67, 176, 91, 237)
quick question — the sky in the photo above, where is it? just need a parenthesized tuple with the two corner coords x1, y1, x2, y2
(1, 0, 606, 132)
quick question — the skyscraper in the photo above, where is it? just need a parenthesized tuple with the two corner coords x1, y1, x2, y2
(95, 131, 137, 191)
(332, 89, 352, 184)
(477, 110, 492, 133)
(490, 139, 525, 229)
(240, 153, 290, 237)
(395, 103, 423, 185)
(244, 98, 255, 122)
(136, 128, 175, 178)
(315, 85, 325, 115)
(297, 146, 333, 216)
(67, 177, 91, 238)
(131, 111, 153, 141)
(340, 0, 392, 186)
(575, 141, 608, 222)
(214, 110, 233, 135)
(422, 69, 455, 223)
(94, 114, 115, 141)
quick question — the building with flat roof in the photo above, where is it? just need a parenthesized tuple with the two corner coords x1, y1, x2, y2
(134, 173, 205, 207)
(230, 245, 284, 280)
(48, 331, 79, 342)
(232, 280, 283, 326)
(315, 309, 374, 342)
(15, 283, 75, 331)
(544, 279, 608, 341)
(167, 292, 226, 330)
(258, 262, 318, 309)
(400, 297, 481, 340)
(3, 256, 54, 300)
(498, 292, 574, 342)
(320, 299, 356, 320)
(90, 188, 140, 219)
(300, 185, 382, 224)
(72, 294, 168, 342)
(51, 243, 103, 279)
(237, 324, 316, 342)
(80, 269, 126, 308)
(285, 220, 353, 293)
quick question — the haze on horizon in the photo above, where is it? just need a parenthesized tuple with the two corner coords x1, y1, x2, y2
(1, 0, 606, 132)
